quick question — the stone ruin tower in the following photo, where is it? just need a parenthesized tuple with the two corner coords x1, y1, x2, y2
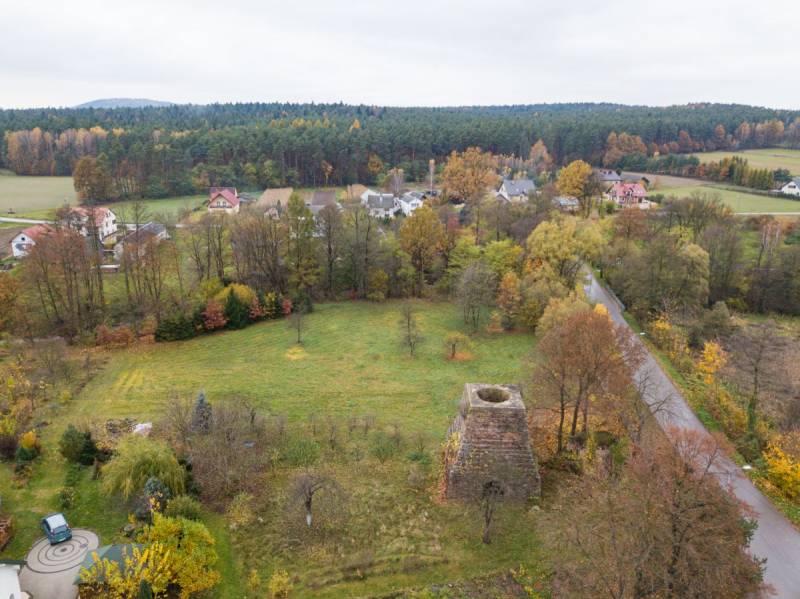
(443, 383, 540, 500)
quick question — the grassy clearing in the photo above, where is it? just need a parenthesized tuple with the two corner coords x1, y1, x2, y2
(75, 300, 536, 429)
(0, 174, 76, 215)
(0, 300, 543, 597)
(692, 148, 800, 175)
(102, 195, 206, 220)
(652, 184, 800, 213)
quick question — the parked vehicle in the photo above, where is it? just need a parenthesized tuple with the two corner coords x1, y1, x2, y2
(41, 513, 72, 544)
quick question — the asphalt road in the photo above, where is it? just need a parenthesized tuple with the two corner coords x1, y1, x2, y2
(585, 272, 800, 598)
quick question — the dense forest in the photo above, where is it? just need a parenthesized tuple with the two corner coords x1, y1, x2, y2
(2, 102, 800, 198)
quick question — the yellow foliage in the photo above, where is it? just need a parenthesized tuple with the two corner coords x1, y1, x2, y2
(19, 430, 38, 451)
(268, 569, 293, 598)
(215, 283, 257, 307)
(79, 543, 173, 598)
(765, 444, 800, 501)
(696, 341, 727, 385)
(593, 303, 609, 319)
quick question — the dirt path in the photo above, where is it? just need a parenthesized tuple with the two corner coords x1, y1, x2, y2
(584, 272, 800, 598)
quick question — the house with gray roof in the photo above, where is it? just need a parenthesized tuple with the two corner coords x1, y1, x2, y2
(780, 177, 800, 197)
(497, 178, 536, 202)
(114, 222, 168, 260)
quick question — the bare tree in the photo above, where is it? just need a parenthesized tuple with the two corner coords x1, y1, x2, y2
(481, 480, 504, 544)
(543, 429, 765, 599)
(288, 470, 344, 528)
(456, 261, 495, 330)
(288, 305, 306, 344)
(730, 322, 785, 438)
(399, 304, 422, 357)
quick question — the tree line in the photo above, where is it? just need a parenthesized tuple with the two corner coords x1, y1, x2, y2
(2, 102, 800, 199)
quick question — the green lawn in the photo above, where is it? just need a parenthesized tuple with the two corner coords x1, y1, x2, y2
(692, 148, 800, 175)
(0, 174, 76, 215)
(1, 300, 543, 597)
(651, 184, 800, 213)
(75, 301, 536, 429)
(104, 195, 206, 220)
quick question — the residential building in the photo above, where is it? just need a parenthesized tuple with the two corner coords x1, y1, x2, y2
(608, 182, 650, 208)
(552, 195, 580, 213)
(206, 187, 241, 214)
(10, 224, 54, 258)
(307, 190, 340, 216)
(0, 560, 24, 599)
(397, 191, 424, 216)
(497, 178, 536, 202)
(62, 205, 118, 240)
(595, 169, 622, 185)
(256, 187, 294, 217)
(113, 222, 169, 260)
(780, 178, 800, 197)
(363, 192, 397, 219)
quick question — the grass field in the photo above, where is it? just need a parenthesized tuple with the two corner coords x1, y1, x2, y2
(651, 184, 800, 213)
(103, 195, 206, 220)
(0, 174, 76, 215)
(0, 300, 544, 597)
(692, 148, 800, 175)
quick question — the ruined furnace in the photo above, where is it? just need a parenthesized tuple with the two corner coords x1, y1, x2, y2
(444, 383, 540, 500)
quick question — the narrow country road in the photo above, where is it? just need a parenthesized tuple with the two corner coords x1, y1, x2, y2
(584, 271, 800, 598)
(0, 216, 52, 225)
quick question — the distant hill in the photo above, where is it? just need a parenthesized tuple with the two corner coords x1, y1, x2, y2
(75, 98, 174, 109)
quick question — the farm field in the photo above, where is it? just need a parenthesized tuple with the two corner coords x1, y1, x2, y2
(0, 174, 76, 215)
(651, 184, 800, 213)
(0, 300, 544, 597)
(692, 148, 800, 174)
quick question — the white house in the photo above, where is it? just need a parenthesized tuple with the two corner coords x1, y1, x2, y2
(497, 178, 536, 202)
(363, 192, 397, 219)
(113, 222, 169, 260)
(10, 224, 54, 258)
(0, 560, 24, 599)
(397, 191, 424, 216)
(360, 188, 425, 218)
(64, 206, 117, 240)
(780, 178, 800, 197)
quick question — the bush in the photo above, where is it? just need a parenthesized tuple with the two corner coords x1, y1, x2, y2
(102, 436, 186, 500)
(281, 436, 320, 467)
(215, 283, 258, 308)
(0, 434, 19, 461)
(165, 495, 203, 521)
(15, 444, 38, 464)
(202, 300, 227, 331)
(59, 425, 98, 465)
(58, 486, 76, 509)
(223, 287, 250, 330)
(96, 324, 136, 348)
(371, 431, 399, 463)
(143, 477, 171, 511)
(19, 430, 39, 452)
(226, 492, 255, 530)
(268, 569, 293, 599)
(155, 312, 198, 342)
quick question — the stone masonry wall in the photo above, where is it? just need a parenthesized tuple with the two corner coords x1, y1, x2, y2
(444, 383, 540, 500)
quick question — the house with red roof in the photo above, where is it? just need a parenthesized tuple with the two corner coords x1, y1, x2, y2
(206, 187, 241, 214)
(10, 224, 55, 258)
(608, 182, 650, 209)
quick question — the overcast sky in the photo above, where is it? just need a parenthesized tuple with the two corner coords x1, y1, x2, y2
(1, 0, 797, 109)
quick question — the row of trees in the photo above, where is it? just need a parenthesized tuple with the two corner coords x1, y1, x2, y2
(2, 102, 799, 198)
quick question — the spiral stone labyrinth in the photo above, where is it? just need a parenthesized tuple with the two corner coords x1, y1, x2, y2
(25, 530, 99, 574)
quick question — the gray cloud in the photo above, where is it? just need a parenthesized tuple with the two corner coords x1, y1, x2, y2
(0, 0, 797, 108)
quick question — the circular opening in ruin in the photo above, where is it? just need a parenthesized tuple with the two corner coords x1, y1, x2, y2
(477, 387, 509, 403)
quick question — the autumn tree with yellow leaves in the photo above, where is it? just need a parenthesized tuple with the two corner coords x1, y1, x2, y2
(441, 147, 499, 243)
